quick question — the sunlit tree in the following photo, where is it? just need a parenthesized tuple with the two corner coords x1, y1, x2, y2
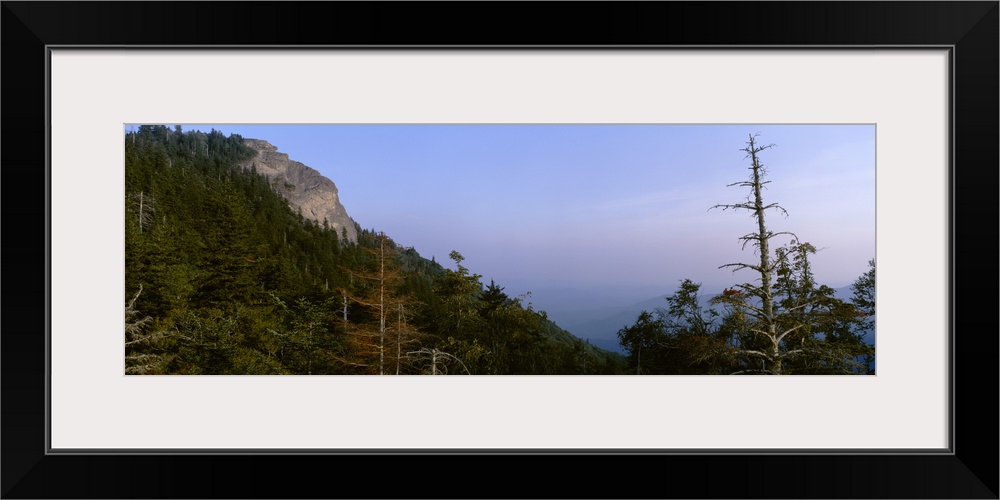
(340, 232, 419, 374)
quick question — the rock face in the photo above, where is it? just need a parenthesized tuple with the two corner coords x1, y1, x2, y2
(241, 139, 358, 243)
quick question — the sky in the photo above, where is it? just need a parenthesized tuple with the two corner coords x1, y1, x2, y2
(164, 124, 876, 310)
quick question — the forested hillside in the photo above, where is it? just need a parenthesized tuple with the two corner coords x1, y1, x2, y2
(124, 126, 626, 375)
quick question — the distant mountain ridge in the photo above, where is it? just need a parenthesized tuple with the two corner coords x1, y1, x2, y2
(551, 285, 872, 352)
(240, 139, 358, 243)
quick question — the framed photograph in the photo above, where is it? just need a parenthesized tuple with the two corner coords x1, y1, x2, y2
(3, 2, 996, 498)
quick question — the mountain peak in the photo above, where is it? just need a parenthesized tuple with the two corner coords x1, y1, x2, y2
(240, 139, 358, 243)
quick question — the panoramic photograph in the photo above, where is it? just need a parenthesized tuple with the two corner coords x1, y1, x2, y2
(124, 124, 875, 375)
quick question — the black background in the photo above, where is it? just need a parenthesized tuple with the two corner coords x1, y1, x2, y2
(3, 2, 997, 498)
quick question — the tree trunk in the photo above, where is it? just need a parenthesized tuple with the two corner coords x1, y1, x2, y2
(748, 138, 780, 374)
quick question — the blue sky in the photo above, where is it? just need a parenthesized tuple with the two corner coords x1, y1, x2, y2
(158, 124, 875, 307)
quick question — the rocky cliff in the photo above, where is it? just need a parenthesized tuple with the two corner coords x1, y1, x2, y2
(240, 139, 358, 243)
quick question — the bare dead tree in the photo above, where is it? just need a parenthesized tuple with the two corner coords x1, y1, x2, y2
(339, 232, 418, 375)
(405, 348, 471, 375)
(124, 284, 172, 374)
(709, 134, 801, 374)
(127, 191, 156, 234)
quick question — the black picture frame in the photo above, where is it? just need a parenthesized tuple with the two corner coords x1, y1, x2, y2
(3, 2, 997, 498)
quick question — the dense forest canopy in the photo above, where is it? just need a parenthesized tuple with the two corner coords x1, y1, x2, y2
(124, 125, 625, 375)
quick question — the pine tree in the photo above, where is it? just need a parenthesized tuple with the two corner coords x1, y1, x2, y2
(616, 311, 665, 375)
(433, 250, 484, 339)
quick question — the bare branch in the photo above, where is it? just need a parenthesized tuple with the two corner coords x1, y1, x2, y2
(776, 324, 809, 344)
(734, 349, 773, 361)
(711, 295, 766, 317)
(709, 202, 757, 212)
(782, 298, 824, 314)
(729, 369, 776, 375)
(125, 328, 173, 346)
(126, 284, 144, 310)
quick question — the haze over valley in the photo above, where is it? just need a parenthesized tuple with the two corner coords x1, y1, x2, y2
(125, 124, 876, 375)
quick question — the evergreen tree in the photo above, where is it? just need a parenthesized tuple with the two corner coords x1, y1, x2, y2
(123, 126, 626, 375)
(616, 311, 665, 375)
(429, 250, 484, 340)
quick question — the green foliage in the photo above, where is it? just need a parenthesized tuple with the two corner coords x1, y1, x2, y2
(124, 126, 621, 375)
(617, 259, 875, 375)
(124, 285, 175, 374)
(617, 134, 875, 375)
(852, 259, 876, 318)
(617, 311, 665, 375)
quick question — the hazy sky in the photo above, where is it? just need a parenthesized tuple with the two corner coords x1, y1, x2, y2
(166, 124, 875, 303)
